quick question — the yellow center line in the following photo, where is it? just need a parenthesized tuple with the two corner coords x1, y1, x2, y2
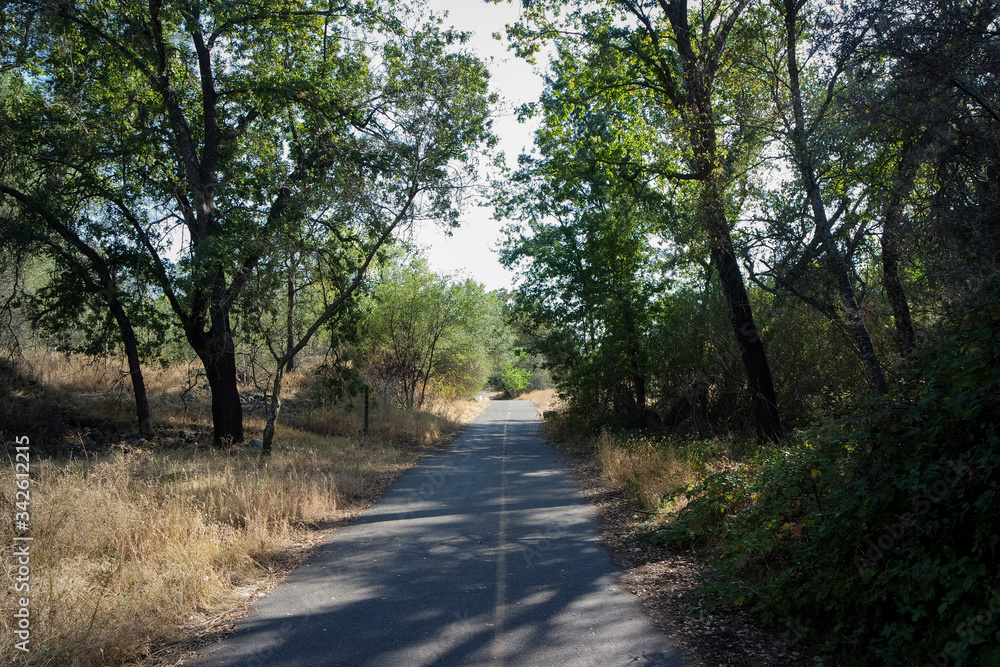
(490, 407, 511, 666)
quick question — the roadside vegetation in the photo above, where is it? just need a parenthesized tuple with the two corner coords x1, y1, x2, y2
(498, 0, 1000, 665)
(543, 302, 1000, 666)
(0, 349, 484, 666)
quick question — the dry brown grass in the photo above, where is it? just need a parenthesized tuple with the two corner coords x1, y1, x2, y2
(594, 431, 698, 512)
(0, 353, 483, 666)
(514, 387, 565, 416)
(288, 403, 445, 446)
(0, 435, 411, 666)
(536, 394, 701, 516)
(25, 350, 128, 395)
(282, 396, 482, 446)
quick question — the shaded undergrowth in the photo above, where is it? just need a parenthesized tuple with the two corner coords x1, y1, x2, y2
(556, 304, 1000, 666)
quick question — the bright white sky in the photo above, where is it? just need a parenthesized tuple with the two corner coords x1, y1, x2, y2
(409, 0, 544, 291)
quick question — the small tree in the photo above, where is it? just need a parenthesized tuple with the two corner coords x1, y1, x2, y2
(0, 73, 161, 436)
(361, 261, 499, 409)
(496, 363, 532, 398)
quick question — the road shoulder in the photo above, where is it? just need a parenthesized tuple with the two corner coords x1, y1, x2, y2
(547, 433, 816, 667)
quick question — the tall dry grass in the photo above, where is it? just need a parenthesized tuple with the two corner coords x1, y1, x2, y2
(594, 431, 699, 512)
(25, 350, 129, 394)
(514, 387, 565, 416)
(0, 352, 483, 666)
(0, 430, 413, 666)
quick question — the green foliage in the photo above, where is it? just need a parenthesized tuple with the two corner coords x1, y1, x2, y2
(360, 259, 508, 407)
(495, 363, 532, 398)
(1, 1, 495, 441)
(648, 297, 1000, 665)
(496, 81, 679, 424)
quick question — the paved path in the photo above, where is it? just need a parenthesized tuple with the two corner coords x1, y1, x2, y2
(191, 400, 685, 667)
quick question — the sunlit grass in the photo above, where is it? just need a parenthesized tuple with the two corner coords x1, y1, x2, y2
(514, 387, 565, 415)
(0, 353, 483, 666)
(595, 430, 700, 513)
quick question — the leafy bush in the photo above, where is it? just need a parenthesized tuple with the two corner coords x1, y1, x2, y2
(649, 302, 1000, 666)
(496, 363, 532, 397)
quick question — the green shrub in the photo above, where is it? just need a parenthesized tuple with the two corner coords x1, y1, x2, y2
(496, 363, 532, 397)
(649, 302, 1000, 665)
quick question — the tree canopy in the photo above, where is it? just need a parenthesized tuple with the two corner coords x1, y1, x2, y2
(0, 0, 495, 443)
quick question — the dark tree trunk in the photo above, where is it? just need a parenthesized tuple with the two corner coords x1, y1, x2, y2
(199, 343, 244, 446)
(673, 10, 782, 442)
(208, 317, 243, 446)
(710, 231, 782, 443)
(621, 302, 648, 429)
(285, 254, 296, 373)
(783, 0, 888, 395)
(881, 227, 915, 354)
(418, 335, 440, 411)
(191, 282, 244, 446)
(633, 374, 647, 429)
(881, 139, 923, 355)
(824, 227, 890, 394)
(698, 171, 781, 441)
(676, 113, 783, 441)
(109, 300, 154, 438)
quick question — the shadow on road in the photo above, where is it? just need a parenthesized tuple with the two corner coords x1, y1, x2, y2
(192, 401, 683, 667)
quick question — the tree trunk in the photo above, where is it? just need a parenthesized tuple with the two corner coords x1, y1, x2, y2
(212, 272, 244, 445)
(109, 300, 154, 438)
(621, 302, 648, 429)
(402, 364, 417, 410)
(710, 229, 783, 442)
(418, 334, 441, 411)
(881, 222, 915, 355)
(261, 366, 284, 456)
(669, 9, 782, 442)
(823, 224, 890, 394)
(192, 293, 244, 446)
(783, 0, 888, 394)
(615, 0, 780, 440)
(285, 254, 296, 373)
(199, 346, 244, 445)
(633, 373, 648, 429)
(701, 176, 782, 442)
(881, 139, 923, 355)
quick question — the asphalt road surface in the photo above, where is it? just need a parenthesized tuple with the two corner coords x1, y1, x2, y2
(191, 399, 685, 667)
